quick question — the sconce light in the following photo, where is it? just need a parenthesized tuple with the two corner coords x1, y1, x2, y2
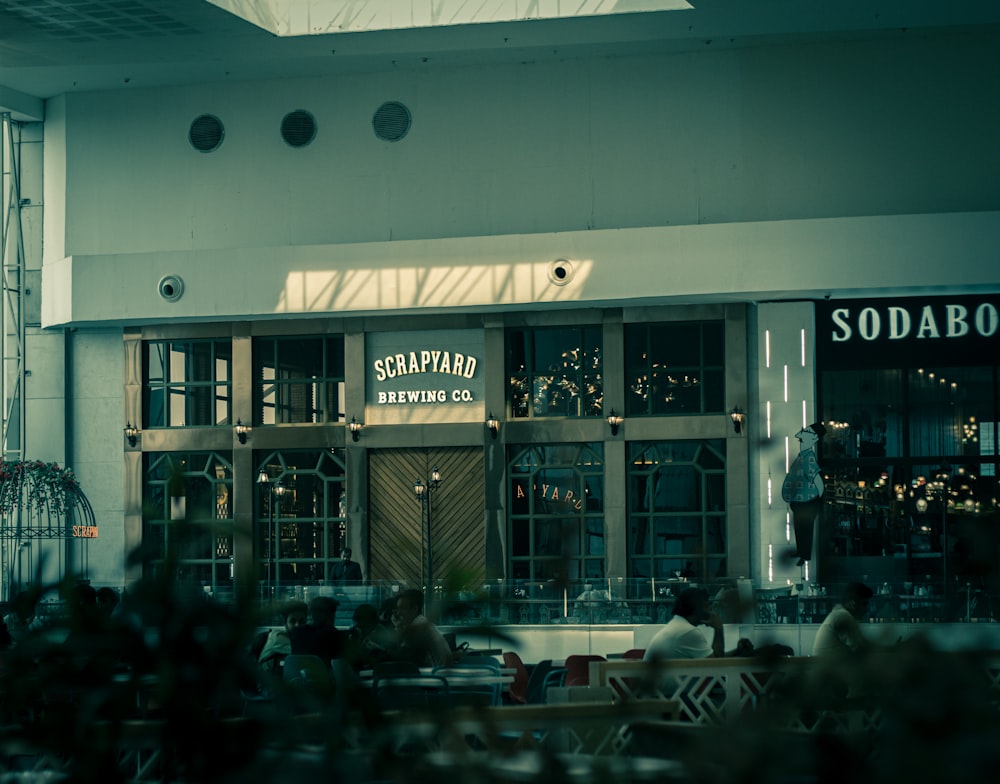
(124, 422, 139, 448)
(348, 416, 363, 442)
(486, 412, 500, 439)
(235, 419, 249, 444)
(729, 406, 746, 435)
(607, 409, 624, 436)
(256, 469, 270, 486)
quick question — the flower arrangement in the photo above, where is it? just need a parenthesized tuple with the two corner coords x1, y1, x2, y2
(0, 459, 83, 520)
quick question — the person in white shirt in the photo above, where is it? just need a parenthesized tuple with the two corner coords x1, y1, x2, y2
(644, 587, 724, 661)
(812, 582, 873, 658)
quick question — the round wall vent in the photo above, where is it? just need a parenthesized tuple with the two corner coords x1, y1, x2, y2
(372, 101, 411, 142)
(548, 259, 574, 286)
(189, 114, 224, 152)
(281, 110, 317, 147)
(158, 275, 185, 302)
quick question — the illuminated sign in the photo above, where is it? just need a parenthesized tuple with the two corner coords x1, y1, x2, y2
(72, 525, 99, 538)
(817, 295, 1000, 369)
(366, 330, 485, 409)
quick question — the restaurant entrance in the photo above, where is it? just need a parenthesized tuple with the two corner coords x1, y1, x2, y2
(368, 446, 485, 588)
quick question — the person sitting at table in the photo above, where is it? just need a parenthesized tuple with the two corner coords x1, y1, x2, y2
(290, 596, 345, 666)
(344, 602, 395, 670)
(390, 589, 454, 668)
(644, 587, 725, 662)
(251, 600, 307, 674)
(812, 581, 873, 658)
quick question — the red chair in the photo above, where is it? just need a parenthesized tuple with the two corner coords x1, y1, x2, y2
(502, 651, 530, 705)
(563, 654, 606, 687)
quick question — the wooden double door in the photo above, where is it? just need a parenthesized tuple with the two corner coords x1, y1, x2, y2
(368, 447, 485, 588)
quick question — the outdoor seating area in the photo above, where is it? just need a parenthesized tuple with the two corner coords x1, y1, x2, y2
(6, 605, 1000, 784)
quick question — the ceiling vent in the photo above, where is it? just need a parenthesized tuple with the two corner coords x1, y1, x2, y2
(372, 101, 411, 142)
(281, 110, 316, 147)
(189, 114, 224, 152)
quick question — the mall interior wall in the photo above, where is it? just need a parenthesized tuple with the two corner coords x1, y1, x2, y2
(24, 26, 1000, 588)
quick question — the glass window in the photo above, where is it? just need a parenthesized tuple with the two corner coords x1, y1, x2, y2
(256, 449, 348, 598)
(144, 340, 232, 427)
(253, 336, 346, 424)
(627, 440, 727, 585)
(624, 321, 725, 416)
(818, 365, 1000, 580)
(143, 452, 234, 597)
(508, 443, 605, 581)
(507, 326, 603, 418)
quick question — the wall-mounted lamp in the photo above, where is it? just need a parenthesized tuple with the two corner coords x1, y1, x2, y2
(486, 412, 500, 439)
(235, 419, 249, 444)
(348, 416, 363, 442)
(124, 422, 139, 448)
(607, 409, 624, 436)
(729, 406, 746, 435)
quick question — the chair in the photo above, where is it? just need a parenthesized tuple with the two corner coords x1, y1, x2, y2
(502, 651, 530, 704)
(433, 660, 504, 707)
(623, 648, 646, 660)
(540, 668, 567, 702)
(525, 659, 561, 704)
(563, 654, 606, 687)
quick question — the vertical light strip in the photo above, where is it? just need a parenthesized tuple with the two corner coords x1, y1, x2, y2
(783, 365, 788, 402)
(765, 329, 771, 369)
(766, 400, 772, 439)
(802, 399, 808, 428)
(766, 473, 773, 507)
(800, 328, 806, 367)
(784, 436, 790, 473)
(768, 544, 773, 583)
(786, 510, 791, 542)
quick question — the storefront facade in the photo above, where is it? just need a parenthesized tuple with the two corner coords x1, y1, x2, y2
(122, 304, 750, 602)
(814, 295, 1000, 600)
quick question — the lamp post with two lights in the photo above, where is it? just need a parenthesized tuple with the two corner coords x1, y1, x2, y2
(413, 467, 442, 590)
(257, 469, 286, 599)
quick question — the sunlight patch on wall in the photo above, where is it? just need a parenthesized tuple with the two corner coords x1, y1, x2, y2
(276, 259, 593, 314)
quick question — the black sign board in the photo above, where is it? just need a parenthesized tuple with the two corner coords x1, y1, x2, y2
(815, 295, 1000, 370)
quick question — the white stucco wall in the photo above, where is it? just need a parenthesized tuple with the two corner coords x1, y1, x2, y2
(39, 29, 1000, 327)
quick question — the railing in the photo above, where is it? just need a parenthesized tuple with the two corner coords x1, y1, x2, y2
(139, 577, 997, 627)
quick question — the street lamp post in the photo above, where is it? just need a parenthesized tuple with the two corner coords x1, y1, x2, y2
(413, 467, 442, 590)
(257, 470, 286, 599)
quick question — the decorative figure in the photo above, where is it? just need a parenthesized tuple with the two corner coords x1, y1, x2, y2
(781, 423, 826, 566)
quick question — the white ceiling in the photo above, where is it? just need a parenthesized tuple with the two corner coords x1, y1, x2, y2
(2, 0, 999, 121)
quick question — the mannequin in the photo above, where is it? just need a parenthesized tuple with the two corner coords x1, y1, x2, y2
(781, 423, 826, 565)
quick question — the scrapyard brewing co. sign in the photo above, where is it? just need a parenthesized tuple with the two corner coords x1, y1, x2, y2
(367, 329, 485, 407)
(816, 295, 1000, 369)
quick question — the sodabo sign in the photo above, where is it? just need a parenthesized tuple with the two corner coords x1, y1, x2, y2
(830, 302, 999, 342)
(817, 296, 1000, 369)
